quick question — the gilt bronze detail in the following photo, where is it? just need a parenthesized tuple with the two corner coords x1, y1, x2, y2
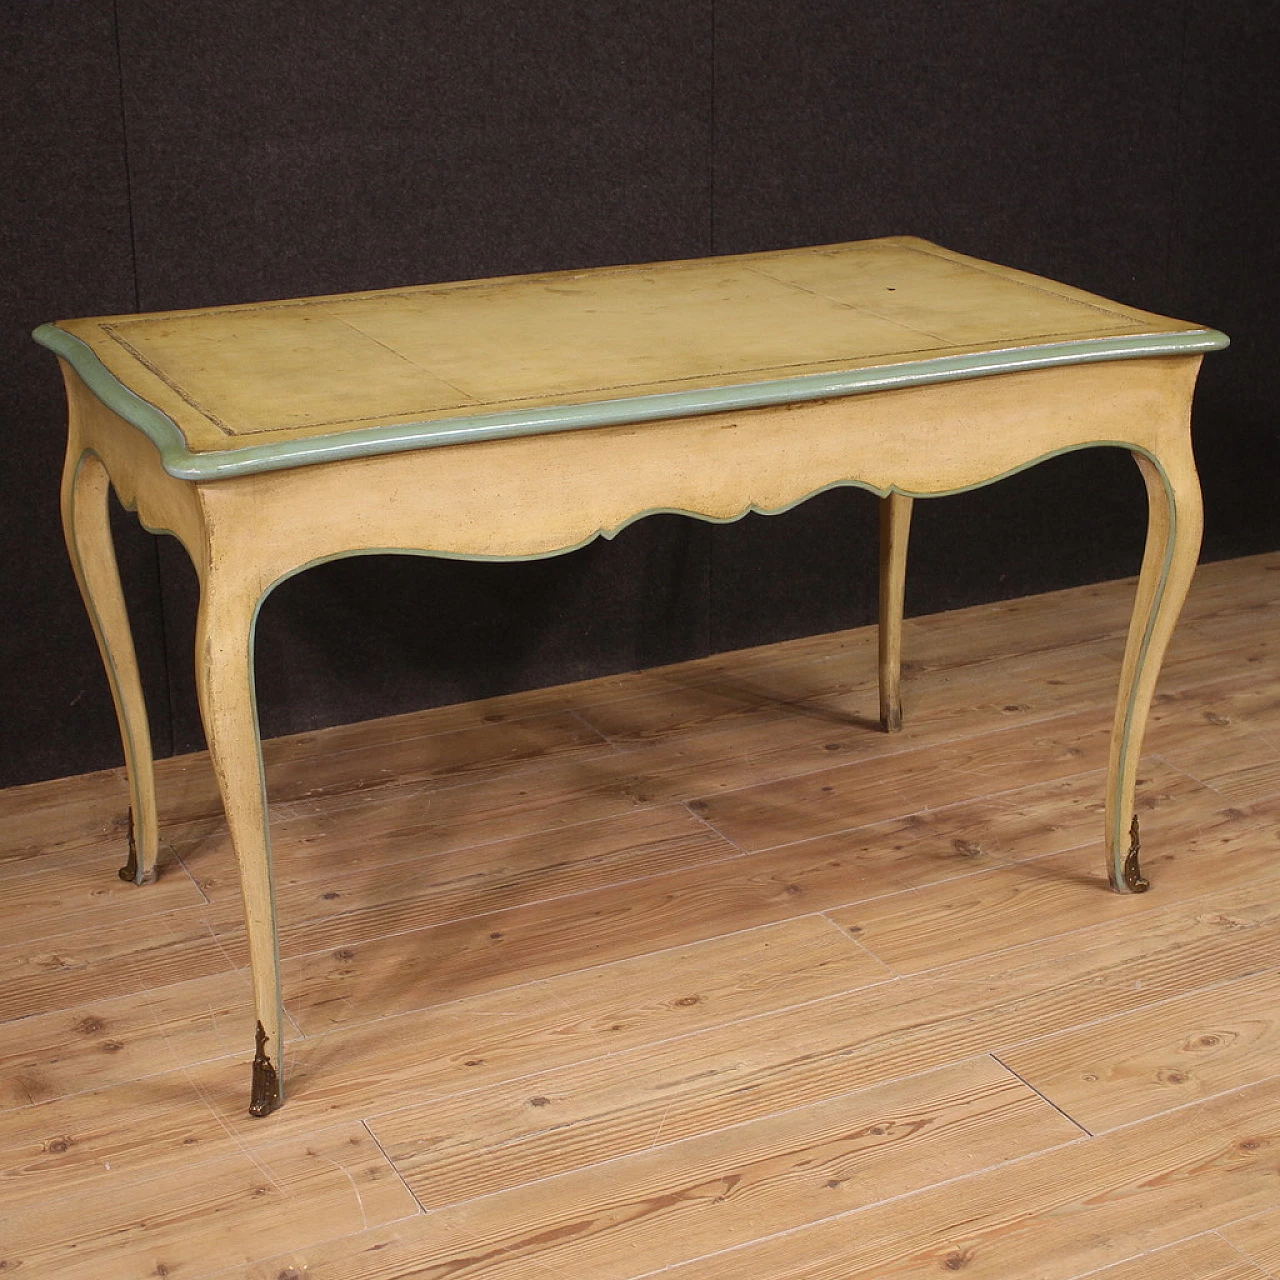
(1122, 815, 1150, 893)
(117, 807, 156, 885)
(249, 1020, 282, 1117)
(117, 810, 137, 883)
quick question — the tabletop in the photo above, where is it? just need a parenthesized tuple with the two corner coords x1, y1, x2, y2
(35, 236, 1226, 481)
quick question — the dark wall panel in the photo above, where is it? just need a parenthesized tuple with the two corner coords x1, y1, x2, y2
(708, 0, 1217, 648)
(115, 0, 715, 752)
(117, 0, 713, 308)
(706, 488, 881, 656)
(0, 5, 170, 787)
(1169, 0, 1280, 559)
(712, 0, 1185, 291)
(4, 0, 1278, 789)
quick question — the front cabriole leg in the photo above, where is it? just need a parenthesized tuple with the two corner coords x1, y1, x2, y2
(1106, 442, 1203, 893)
(195, 562, 286, 1114)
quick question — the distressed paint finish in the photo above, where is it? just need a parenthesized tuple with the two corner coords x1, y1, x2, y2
(43, 238, 1223, 1114)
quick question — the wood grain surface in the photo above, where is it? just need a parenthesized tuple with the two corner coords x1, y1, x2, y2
(3, 551, 1279, 1278)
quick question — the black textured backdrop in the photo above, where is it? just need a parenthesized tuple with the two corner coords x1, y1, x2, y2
(2, 1, 1277, 788)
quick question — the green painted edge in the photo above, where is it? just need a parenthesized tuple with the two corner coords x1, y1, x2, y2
(35, 321, 1229, 482)
(36, 324, 194, 465)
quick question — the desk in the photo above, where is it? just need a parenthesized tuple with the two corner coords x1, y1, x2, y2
(36, 237, 1227, 1115)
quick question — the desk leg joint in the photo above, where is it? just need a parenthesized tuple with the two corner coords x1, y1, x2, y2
(118, 808, 157, 886)
(249, 1020, 283, 1117)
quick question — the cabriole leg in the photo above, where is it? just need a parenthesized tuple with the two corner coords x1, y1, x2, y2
(878, 492, 914, 733)
(60, 444, 160, 885)
(195, 566, 285, 1115)
(1106, 445, 1203, 892)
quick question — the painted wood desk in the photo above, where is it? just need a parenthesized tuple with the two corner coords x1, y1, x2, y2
(36, 237, 1228, 1115)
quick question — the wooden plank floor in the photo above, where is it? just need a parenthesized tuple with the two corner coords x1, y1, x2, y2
(3, 552, 1280, 1278)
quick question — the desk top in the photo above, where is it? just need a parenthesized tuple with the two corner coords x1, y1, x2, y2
(36, 236, 1227, 481)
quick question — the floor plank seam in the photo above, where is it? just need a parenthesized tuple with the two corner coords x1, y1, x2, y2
(677, 723, 1120, 830)
(7, 868, 1274, 1092)
(206, 656, 1256, 827)
(360, 1116, 429, 1215)
(1044, 1068, 1280, 1147)
(813, 846, 1032, 912)
(1171, 750, 1280, 798)
(163, 725, 635, 823)
(988, 1051, 1094, 1137)
(17, 751, 1231, 989)
(15, 834, 1264, 1064)
(561, 703, 635, 752)
(1213, 1229, 1280, 1280)
(0, 919, 253, 1023)
(173, 1062, 293, 1198)
(172, 819, 738, 921)
(985, 963, 1280, 1065)
(618, 1121, 1098, 1280)
(1060, 1232, 1223, 1280)
(3, 1113, 414, 1238)
(818, 792, 1280, 955)
(696, 749, 1203, 862)
(866, 870, 1280, 985)
(363, 1052, 1045, 1222)
(170, 791, 712, 875)
(572, 684, 894, 743)
(0, 1034, 266, 1118)
(679, 799, 752, 854)
(284, 698, 618, 756)
(564, 702, 651, 749)
(326, 821, 748, 890)
(0, 900, 219, 957)
(814, 910, 906, 974)
(686, 752, 1203, 875)
(201, 910, 251, 980)
(173, 840, 215, 905)
(0, 832, 191, 890)
(1143, 753, 1236, 801)
(592, 691, 1099, 772)
(308, 966, 908, 1122)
